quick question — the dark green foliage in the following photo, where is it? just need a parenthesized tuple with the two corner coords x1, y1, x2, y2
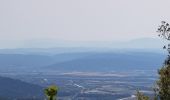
(156, 65, 170, 100)
(136, 90, 149, 100)
(44, 85, 58, 100)
(154, 21, 170, 100)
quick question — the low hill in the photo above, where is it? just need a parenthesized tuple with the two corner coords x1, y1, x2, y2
(0, 76, 44, 100)
(46, 52, 165, 71)
(0, 53, 90, 70)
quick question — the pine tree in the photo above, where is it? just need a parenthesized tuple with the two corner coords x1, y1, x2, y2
(136, 21, 170, 100)
(156, 21, 170, 100)
(44, 85, 58, 100)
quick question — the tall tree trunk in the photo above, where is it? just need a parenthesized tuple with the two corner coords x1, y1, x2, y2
(49, 96, 53, 100)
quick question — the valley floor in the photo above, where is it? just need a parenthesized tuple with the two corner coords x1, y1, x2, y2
(0, 70, 157, 100)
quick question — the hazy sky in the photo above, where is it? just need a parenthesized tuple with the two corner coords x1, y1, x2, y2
(0, 0, 170, 48)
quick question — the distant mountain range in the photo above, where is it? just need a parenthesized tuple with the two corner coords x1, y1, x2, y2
(0, 38, 166, 54)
